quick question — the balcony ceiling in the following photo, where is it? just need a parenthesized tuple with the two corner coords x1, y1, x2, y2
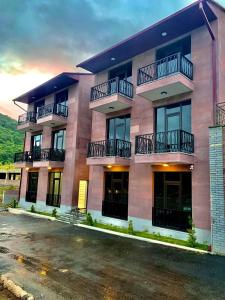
(13, 72, 88, 104)
(77, 0, 217, 73)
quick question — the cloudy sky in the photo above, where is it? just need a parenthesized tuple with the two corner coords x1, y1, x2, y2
(1, 0, 225, 119)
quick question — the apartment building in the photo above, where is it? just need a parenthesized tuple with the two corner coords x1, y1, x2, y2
(14, 72, 94, 213)
(76, 0, 225, 245)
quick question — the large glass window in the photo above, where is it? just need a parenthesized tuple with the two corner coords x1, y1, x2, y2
(109, 62, 132, 82)
(55, 90, 68, 106)
(155, 101, 191, 133)
(31, 134, 42, 151)
(52, 129, 66, 150)
(103, 172, 129, 220)
(107, 115, 130, 141)
(156, 36, 191, 61)
(46, 172, 62, 207)
(34, 99, 45, 115)
(26, 172, 38, 203)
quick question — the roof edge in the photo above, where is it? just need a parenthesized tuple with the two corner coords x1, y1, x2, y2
(76, 0, 201, 68)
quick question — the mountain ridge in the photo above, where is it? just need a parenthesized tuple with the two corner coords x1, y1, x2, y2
(0, 113, 23, 164)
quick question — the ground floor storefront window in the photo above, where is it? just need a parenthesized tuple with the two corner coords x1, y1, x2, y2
(46, 172, 62, 207)
(153, 172, 192, 231)
(26, 172, 38, 203)
(102, 171, 129, 220)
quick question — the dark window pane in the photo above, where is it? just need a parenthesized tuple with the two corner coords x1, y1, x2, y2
(182, 103, 191, 133)
(154, 172, 164, 208)
(165, 172, 180, 181)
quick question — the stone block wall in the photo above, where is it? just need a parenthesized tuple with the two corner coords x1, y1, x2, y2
(209, 126, 225, 255)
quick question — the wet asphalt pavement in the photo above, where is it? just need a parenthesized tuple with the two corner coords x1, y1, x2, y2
(0, 212, 225, 300)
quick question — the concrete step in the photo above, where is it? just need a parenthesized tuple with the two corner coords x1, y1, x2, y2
(57, 212, 86, 224)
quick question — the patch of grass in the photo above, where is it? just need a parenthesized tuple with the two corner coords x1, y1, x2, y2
(82, 219, 208, 251)
(28, 209, 53, 217)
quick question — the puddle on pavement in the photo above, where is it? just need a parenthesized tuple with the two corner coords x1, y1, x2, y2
(0, 246, 10, 254)
(0, 233, 13, 241)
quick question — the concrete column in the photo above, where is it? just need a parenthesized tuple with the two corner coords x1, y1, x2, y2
(209, 126, 225, 255)
(36, 168, 49, 204)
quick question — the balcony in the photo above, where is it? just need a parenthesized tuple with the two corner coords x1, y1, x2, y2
(216, 102, 225, 126)
(135, 130, 194, 165)
(136, 53, 194, 101)
(36, 103, 68, 127)
(17, 112, 41, 132)
(14, 151, 33, 168)
(87, 139, 131, 166)
(152, 207, 191, 232)
(90, 77, 134, 113)
(32, 148, 65, 168)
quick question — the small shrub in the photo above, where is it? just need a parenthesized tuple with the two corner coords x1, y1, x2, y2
(86, 213, 94, 226)
(187, 217, 197, 247)
(30, 205, 36, 213)
(128, 220, 135, 235)
(52, 208, 57, 217)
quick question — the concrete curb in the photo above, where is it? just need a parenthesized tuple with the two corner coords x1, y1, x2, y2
(77, 224, 209, 254)
(8, 208, 56, 221)
(0, 275, 34, 299)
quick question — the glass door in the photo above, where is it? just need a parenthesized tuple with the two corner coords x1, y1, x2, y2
(55, 90, 68, 116)
(31, 134, 42, 160)
(52, 129, 66, 150)
(103, 172, 129, 220)
(107, 115, 130, 156)
(26, 172, 38, 203)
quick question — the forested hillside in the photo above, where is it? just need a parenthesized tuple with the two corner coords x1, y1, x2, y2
(0, 113, 23, 164)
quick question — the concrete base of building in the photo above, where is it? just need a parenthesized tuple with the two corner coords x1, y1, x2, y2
(88, 209, 211, 244)
(19, 198, 72, 214)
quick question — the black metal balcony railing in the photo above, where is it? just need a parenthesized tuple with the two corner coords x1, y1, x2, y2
(18, 111, 36, 125)
(37, 103, 68, 119)
(14, 151, 33, 163)
(152, 207, 192, 231)
(14, 149, 65, 163)
(137, 53, 193, 86)
(135, 130, 194, 154)
(87, 139, 131, 158)
(33, 148, 65, 162)
(90, 77, 134, 101)
(102, 200, 128, 220)
(216, 102, 225, 126)
(46, 194, 61, 207)
(25, 191, 37, 203)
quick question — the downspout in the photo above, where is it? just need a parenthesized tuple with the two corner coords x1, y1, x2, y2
(13, 100, 27, 203)
(199, 0, 217, 125)
(13, 100, 27, 112)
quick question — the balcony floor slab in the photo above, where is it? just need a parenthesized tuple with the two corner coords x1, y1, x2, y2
(136, 73, 194, 101)
(90, 94, 133, 113)
(17, 122, 42, 132)
(135, 152, 195, 165)
(32, 161, 64, 168)
(36, 114, 67, 127)
(87, 157, 131, 166)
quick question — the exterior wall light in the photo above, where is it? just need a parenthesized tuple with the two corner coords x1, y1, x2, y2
(25, 167, 29, 171)
(190, 165, 194, 171)
(162, 163, 169, 167)
(107, 165, 112, 169)
(48, 166, 52, 170)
